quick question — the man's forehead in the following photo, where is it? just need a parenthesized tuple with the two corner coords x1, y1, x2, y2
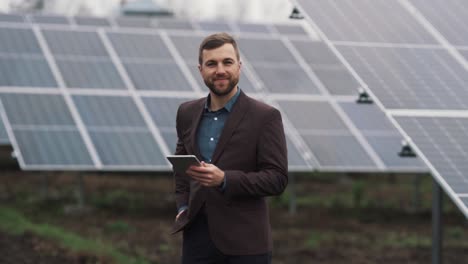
(201, 43, 237, 60)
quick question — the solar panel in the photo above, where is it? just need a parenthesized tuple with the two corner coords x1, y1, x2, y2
(74, 16, 111, 27)
(336, 45, 468, 110)
(123, 62, 193, 91)
(298, 0, 436, 43)
(30, 14, 70, 25)
(107, 32, 174, 60)
(0, 93, 94, 168)
(340, 102, 426, 171)
(276, 99, 377, 170)
(56, 59, 125, 89)
(197, 21, 232, 32)
(0, 56, 57, 87)
(410, 0, 468, 46)
(296, 0, 468, 216)
(156, 18, 194, 30)
(114, 16, 153, 28)
(0, 110, 10, 145)
(396, 116, 468, 211)
(0, 27, 43, 54)
(42, 30, 110, 57)
(0, 15, 422, 174)
(273, 24, 308, 36)
(237, 23, 270, 34)
(0, 13, 24, 23)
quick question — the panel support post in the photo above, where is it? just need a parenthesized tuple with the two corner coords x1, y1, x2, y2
(432, 179, 443, 264)
(75, 172, 86, 208)
(41, 172, 49, 199)
(289, 173, 297, 215)
(412, 174, 422, 211)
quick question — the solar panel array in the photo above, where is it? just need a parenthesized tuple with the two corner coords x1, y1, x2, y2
(296, 0, 468, 216)
(0, 12, 426, 173)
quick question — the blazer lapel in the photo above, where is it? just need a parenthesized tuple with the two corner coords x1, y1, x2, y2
(189, 98, 206, 160)
(211, 91, 249, 164)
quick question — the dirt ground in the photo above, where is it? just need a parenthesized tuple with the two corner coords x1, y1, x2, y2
(1, 171, 468, 264)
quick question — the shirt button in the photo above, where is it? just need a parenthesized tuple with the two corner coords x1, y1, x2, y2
(210, 137, 214, 141)
(214, 117, 218, 121)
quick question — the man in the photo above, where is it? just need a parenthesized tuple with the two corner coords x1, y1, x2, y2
(172, 32, 288, 264)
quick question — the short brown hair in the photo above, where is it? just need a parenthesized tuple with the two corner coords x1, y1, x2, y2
(198, 32, 240, 65)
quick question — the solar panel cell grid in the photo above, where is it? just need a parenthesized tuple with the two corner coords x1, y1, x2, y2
(0, 28, 43, 54)
(15, 130, 93, 166)
(30, 15, 70, 25)
(90, 131, 166, 166)
(42, 30, 110, 57)
(0, 94, 74, 126)
(0, 57, 58, 87)
(72, 96, 147, 127)
(123, 62, 193, 91)
(56, 59, 125, 89)
(107, 32, 174, 60)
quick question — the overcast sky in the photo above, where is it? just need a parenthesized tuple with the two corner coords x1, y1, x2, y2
(0, 0, 294, 22)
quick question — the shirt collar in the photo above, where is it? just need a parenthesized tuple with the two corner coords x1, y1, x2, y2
(204, 87, 241, 112)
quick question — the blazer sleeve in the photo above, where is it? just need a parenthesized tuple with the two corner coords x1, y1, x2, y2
(174, 105, 190, 210)
(223, 108, 288, 199)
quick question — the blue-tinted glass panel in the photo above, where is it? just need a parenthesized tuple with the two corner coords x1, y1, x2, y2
(274, 24, 307, 35)
(277, 100, 347, 131)
(253, 66, 319, 94)
(0, 94, 74, 126)
(366, 135, 427, 170)
(124, 62, 193, 91)
(73, 95, 146, 127)
(115, 16, 152, 28)
(0, 57, 57, 87)
(240, 38, 296, 63)
(0, 27, 42, 54)
(107, 32, 174, 60)
(74, 16, 111, 27)
(42, 30, 109, 57)
(157, 19, 194, 30)
(0, 114, 9, 144)
(302, 134, 375, 168)
(297, 0, 436, 43)
(313, 67, 359, 95)
(15, 129, 93, 166)
(169, 35, 204, 64)
(291, 40, 341, 66)
(142, 97, 192, 128)
(56, 59, 125, 89)
(198, 21, 232, 32)
(237, 23, 270, 34)
(31, 14, 69, 25)
(0, 13, 24, 23)
(90, 131, 166, 166)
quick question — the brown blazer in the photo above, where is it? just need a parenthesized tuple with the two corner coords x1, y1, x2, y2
(171, 90, 288, 255)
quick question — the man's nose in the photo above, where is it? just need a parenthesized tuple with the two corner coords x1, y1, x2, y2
(215, 64, 226, 75)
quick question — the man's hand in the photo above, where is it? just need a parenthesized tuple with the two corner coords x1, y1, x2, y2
(186, 161, 225, 187)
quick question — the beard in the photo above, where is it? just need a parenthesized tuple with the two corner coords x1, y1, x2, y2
(204, 75, 239, 97)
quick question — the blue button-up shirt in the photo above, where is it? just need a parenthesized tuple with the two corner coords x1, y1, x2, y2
(197, 88, 241, 163)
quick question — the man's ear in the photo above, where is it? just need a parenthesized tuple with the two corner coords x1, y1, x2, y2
(239, 60, 242, 69)
(198, 64, 202, 72)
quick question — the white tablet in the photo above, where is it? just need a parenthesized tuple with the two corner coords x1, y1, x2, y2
(166, 155, 201, 174)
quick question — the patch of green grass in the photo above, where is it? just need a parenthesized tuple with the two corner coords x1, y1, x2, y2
(381, 232, 431, 248)
(303, 230, 334, 249)
(0, 206, 149, 264)
(90, 190, 146, 213)
(105, 220, 134, 234)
